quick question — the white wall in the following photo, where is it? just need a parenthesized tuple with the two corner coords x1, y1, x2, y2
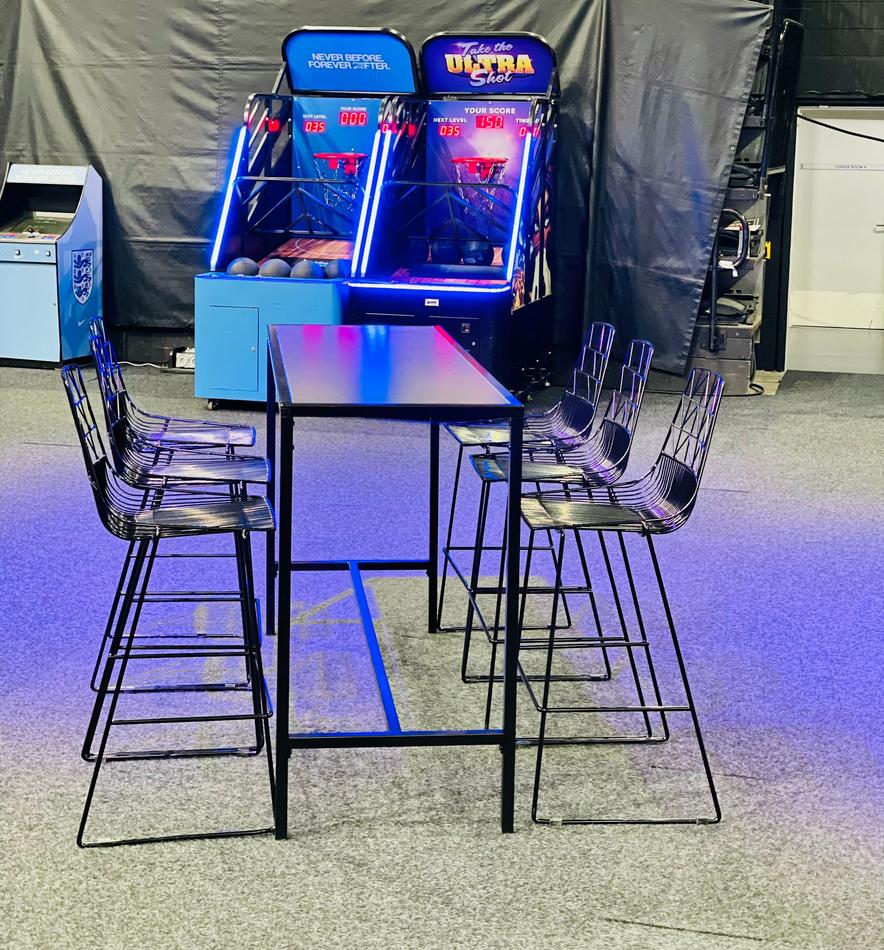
(787, 108, 884, 374)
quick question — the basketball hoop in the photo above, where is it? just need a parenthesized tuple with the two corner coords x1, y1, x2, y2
(451, 155, 508, 222)
(313, 152, 368, 215)
(314, 152, 367, 178)
(451, 156, 508, 179)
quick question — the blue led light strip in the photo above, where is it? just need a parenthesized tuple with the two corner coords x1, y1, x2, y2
(505, 133, 533, 282)
(210, 126, 247, 272)
(350, 130, 382, 275)
(349, 281, 510, 295)
(359, 132, 394, 276)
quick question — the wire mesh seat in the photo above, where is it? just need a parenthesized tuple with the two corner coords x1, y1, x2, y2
(436, 323, 616, 634)
(90, 336, 269, 489)
(445, 322, 616, 450)
(89, 319, 256, 449)
(61, 364, 275, 847)
(509, 368, 725, 825)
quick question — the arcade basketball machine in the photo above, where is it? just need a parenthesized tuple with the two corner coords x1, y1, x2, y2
(348, 32, 558, 390)
(195, 27, 419, 403)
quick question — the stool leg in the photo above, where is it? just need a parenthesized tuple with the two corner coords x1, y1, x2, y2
(530, 530, 566, 823)
(82, 540, 151, 761)
(616, 533, 669, 741)
(241, 529, 276, 810)
(78, 538, 157, 846)
(436, 443, 464, 630)
(461, 479, 491, 682)
(597, 532, 654, 738)
(482, 515, 509, 729)
(537, 480, 573, 631)
(89, 539, 136, 692)
(573, 530, 612, 681)
(646, 535, 720, 823)
(235, 530, 264, 752)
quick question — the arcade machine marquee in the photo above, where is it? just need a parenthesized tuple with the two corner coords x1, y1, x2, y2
(195, 27, 419, 403)
(348, 32, 558, 390)
(0, 164, 102, 365)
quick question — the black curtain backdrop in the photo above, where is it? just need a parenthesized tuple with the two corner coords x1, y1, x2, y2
(0, 0, 768, 373)
(586, 0, 770, 371)
(797, 0, 884, 101)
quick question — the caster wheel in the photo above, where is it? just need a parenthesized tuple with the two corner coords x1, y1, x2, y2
(206, 399, 221, 411)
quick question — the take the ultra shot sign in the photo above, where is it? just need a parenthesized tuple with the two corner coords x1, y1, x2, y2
(421, 33, 556, 95)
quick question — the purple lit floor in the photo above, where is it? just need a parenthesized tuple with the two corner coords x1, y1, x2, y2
(0, 365, 881, 949)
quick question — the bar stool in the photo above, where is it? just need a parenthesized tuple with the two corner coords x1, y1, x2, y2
(89, 318, 256, 450)
(437, 322, 616, 632)
(464, 340, 654, 715)
(62, 364, 275, 847)
(87, 336, 270, 706)
(516, 368, 725, 825)
(91, 336, 269, 488)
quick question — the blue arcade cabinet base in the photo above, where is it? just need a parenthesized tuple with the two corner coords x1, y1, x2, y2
(194, 272, 345, 402)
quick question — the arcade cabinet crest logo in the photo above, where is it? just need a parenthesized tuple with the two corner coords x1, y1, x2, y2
(444, 41, 534, 88)
(72, 249, 93, 305)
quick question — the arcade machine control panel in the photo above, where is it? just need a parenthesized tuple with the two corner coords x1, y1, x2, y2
(348, 32, 558, 391)
(195, 27, 419, 404)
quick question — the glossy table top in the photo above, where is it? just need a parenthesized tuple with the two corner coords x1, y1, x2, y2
(268, 324, 521, 417)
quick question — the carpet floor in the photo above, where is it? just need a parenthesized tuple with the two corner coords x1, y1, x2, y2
(0, 365, 881, 950)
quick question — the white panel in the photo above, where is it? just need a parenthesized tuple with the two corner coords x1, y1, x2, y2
(7, 164, 88, 186)
(787, 108, 884, 374)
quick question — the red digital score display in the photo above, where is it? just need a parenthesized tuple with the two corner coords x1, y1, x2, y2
(339, 110, 368, 127)
(476, 114, 505, 130)
(303, 119, 326, 134)
(438, 125, 462, 137)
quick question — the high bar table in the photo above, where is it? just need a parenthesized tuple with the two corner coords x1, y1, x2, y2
(265, 323, 524, 836)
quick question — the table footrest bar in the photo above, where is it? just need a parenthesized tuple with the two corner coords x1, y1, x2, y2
(112, 709, 270, 726)
(109, 649, 249, 660)
(100, 745, 262, 762)
(287, 729, 504, 750)
(108, 681, 251, 695)
(349, 562, 402, 733)
(289, 558, 430, 572)
(516, 734, 669, 746)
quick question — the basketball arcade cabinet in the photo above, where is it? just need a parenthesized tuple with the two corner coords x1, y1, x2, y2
(194, 27, 419, 403)
(348, 33, 558, 390)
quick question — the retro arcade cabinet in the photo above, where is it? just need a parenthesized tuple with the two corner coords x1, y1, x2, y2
(0, 164, 102, 365)
(348, 32, 558, 390)
(195, 27, 419, 403)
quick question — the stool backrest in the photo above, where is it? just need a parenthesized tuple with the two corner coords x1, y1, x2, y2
(603, 338, 654, 434)
(585, 338, 654, 481)
(556, 321, 615, 437)
(60, 364, 124, 537)
(572, 322, 615, 406)
(89, 317, 108, 343)
(89, 337, 134, 462)
(643, 368, 725, 532)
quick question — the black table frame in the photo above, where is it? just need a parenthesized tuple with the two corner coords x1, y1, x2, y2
(265, 327, 524, 836)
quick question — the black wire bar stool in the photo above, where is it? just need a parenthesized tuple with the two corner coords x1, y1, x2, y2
(86, 336, 270, 708)
(437, 322, 616, 634)
(89, 318, 256, 449)
(62, 365, 275, 847)
(515, 368, 724, 825)
(464, 340, 655, 719)
(91, 336, 269, 488)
